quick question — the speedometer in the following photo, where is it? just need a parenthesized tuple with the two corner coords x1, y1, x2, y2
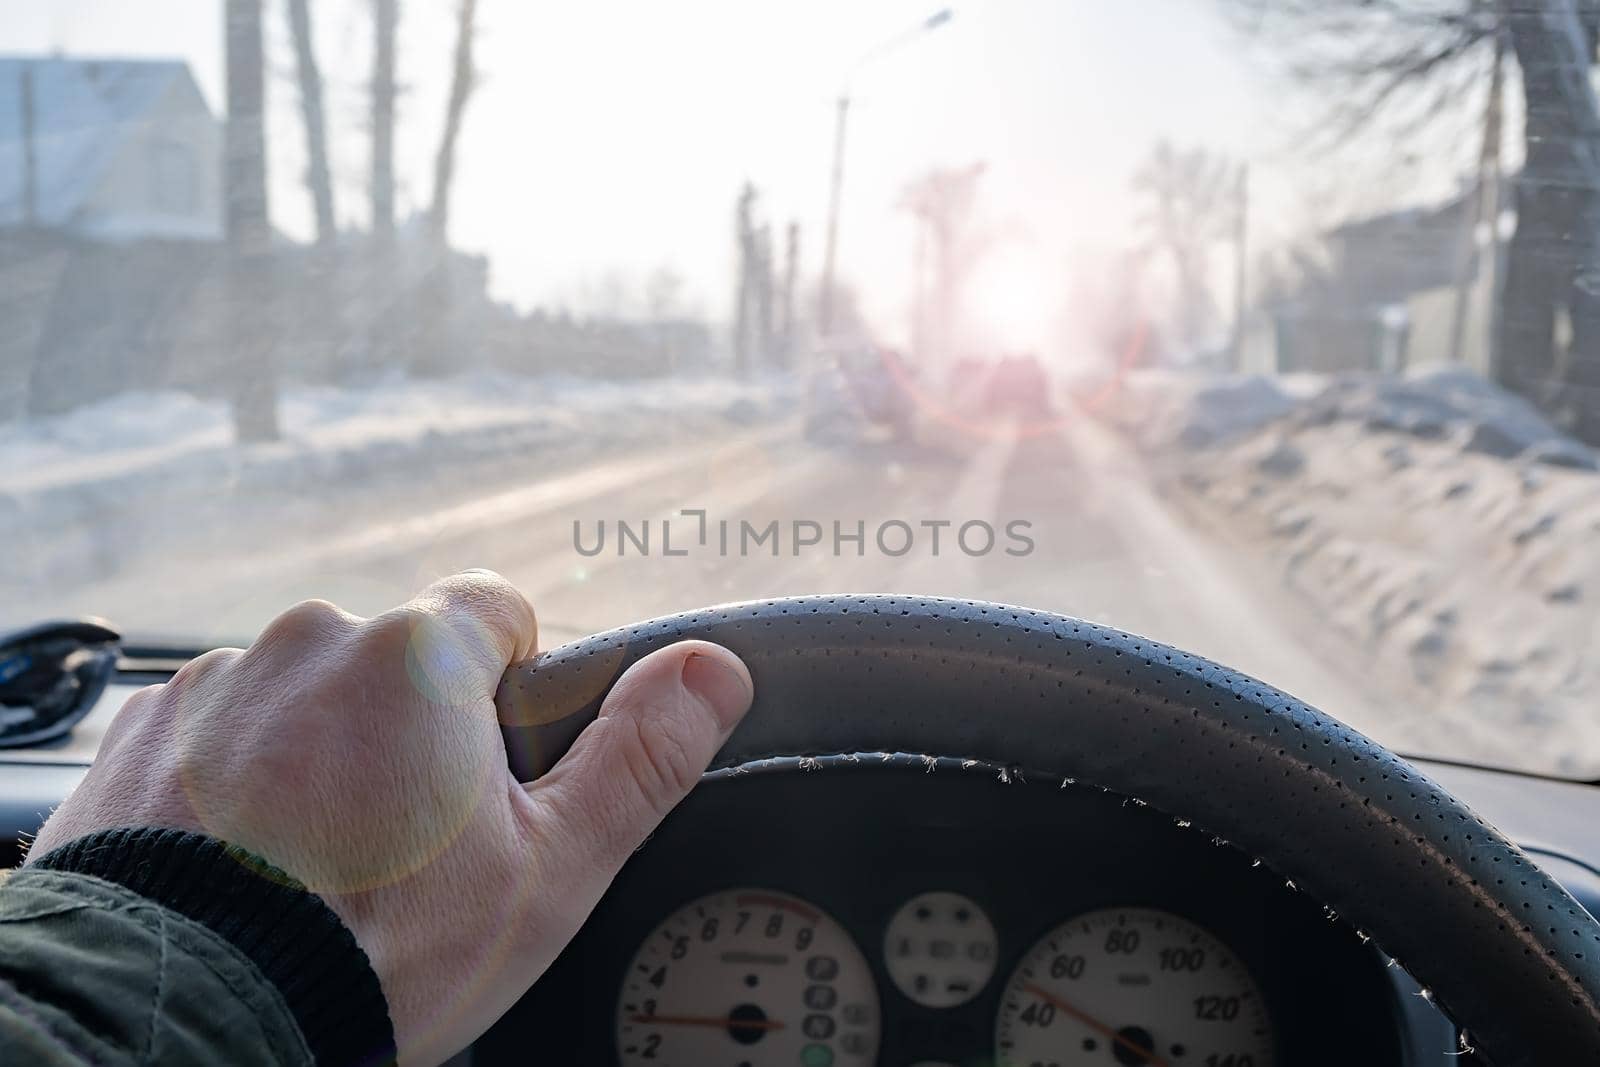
(616, 888, 880, 1066)
(996, 907, 1273, 1067)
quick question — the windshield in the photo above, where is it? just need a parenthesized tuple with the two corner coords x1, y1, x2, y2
(3, 1, 1598, 779)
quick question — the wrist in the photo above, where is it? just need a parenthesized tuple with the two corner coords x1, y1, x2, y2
(30, 826, 397, 1067)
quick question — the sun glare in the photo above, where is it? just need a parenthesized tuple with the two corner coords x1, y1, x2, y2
(966, 248, 1059, 356)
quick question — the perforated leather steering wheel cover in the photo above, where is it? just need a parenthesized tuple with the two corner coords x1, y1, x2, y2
(498, 594, 1600, 1065)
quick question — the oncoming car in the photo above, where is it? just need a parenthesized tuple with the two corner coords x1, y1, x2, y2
(803, 341, 918, 445)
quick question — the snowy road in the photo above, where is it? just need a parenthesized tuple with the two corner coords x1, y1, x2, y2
(44, 414, 1411, 748)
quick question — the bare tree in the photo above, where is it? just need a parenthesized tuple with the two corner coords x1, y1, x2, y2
(778, 221, 800, 368)
(900, 163, 987, 368)
(361, 0, 401, 371)
(755, 222, 776, 363)
(18, 65, 38, 228)
(1500, 2, 1600, 436)
(732, 184, 763, 376)
(1223, 0, 1600, 438)
(406, 0, 479, 376)
(370, 0, 398, 248)
(1066, 249, 1157, 370)
(224, 0, 280, 440)
(1449, 27, 1506, 367)
(646, 265, 686, 372)
(286, 0, 336, 247)
(429, 0, 478, 244)
(1131, 141, 1239, 359)
(646, 266, 684, 321)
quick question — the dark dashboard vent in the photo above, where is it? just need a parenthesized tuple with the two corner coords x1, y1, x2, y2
(0, 618, 120, 748)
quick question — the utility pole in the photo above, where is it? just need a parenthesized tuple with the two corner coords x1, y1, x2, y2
(817, 8, 953, 339)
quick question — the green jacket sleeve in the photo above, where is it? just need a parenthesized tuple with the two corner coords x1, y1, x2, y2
(0, 868, 311, 1065)
(0, 828, 395, 1066)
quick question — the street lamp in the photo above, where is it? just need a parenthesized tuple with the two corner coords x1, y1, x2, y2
(818, 7, 954, 338)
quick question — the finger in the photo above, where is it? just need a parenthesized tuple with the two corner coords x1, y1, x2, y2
(522, 640, 753, 881)
(381, 570, 539, 687)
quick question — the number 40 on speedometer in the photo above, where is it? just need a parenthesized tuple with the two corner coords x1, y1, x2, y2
(995, 907, 1273, 1067)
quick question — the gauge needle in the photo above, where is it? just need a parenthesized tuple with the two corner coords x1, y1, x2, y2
(627, 1013, 787, 1031)
(1020, 982, 1171, 1067)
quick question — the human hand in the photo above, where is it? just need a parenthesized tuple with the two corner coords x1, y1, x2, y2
(27, 571, 754, 1065)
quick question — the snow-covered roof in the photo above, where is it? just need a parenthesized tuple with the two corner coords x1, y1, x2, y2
(0, 56, 208, 229)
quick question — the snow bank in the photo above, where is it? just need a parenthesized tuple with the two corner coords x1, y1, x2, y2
(1113, 365, 1598, 470)
(2, 371, 783, 495)
(1116, 366, 1600, 777)
(2, 372, 789, 597)
(1295, 365, 1598, 470)
(1109, 369, 1309, 450)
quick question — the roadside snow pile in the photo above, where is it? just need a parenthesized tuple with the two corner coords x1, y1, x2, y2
(1109, 369, 1315, 450)
(0, 390, 231, 492)
(1120, 366, 1600, 777)
(2, 371, 784, 496)
(1293, 365, 1598, 470)
(1, 372, 788, 593)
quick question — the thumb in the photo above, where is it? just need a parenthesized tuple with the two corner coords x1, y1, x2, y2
(521, 640, 753, 888)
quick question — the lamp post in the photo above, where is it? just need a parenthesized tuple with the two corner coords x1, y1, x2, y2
(817, 8, 953, 337)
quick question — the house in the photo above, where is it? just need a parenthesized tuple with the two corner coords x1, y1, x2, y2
(1261, 188, 1497, 377)
(0, 56, 221, 241)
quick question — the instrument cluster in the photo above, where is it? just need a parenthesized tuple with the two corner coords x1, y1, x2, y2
(616, 887, 1273, 1066)
(477, 760, 1410, 1066)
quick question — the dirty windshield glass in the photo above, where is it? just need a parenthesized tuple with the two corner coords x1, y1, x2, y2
(3, 2, 1599, 778)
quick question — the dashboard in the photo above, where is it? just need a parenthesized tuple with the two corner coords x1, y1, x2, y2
(7, 684, 1600, 1065)
(474, 757, 1416, 1066)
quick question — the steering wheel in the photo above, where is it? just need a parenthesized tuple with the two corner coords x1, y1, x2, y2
(496, 595, 1600, 1066)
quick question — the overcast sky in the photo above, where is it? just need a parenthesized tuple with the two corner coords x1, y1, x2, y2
(2, 0, 1469, 352)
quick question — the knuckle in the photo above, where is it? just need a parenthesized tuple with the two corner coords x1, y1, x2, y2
(442, 568, 513, 599)
(426, 571, 537, 654)
(481, 586, 534, 638)
(122, 682, 164, 708)
(170, 646, 240, 687)
(621, 712, 701, 815)
(257, 598, 352, 650)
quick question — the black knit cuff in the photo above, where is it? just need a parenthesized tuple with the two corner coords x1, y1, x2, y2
(32, 827, 396, 1066)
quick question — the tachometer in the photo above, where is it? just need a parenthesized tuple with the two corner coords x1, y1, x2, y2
(617, 888, 880, 1066)
(996, 907, 1273, 1067)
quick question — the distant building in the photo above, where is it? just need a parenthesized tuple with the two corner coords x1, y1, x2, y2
(0, 56, 220, 241)
(1259, 189, 1498, 377)
(1322, 199, 1469, 308)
